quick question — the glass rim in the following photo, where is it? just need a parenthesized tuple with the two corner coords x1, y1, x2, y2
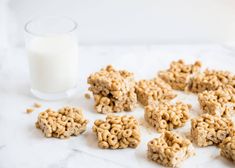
(24, 16, 78, 36)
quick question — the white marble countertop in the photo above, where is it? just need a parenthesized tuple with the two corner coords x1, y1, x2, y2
(0, 44, 235, 168)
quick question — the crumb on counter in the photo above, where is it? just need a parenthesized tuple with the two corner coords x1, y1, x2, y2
(84, 93, 91, 99)
(34, 102, 42, 108)
(26, 108, 34, 113)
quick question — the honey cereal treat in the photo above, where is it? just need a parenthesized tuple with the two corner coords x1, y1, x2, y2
(158, 59, 201, 91)
(198, 87, 235, 117)
(147, 131, 195, 167)
(220, 131, 235, 162)
(135, 77, 177, 106)
(191, 114, 234, 147)
(190, 69, 235, 93)
(145, 101, 191, 132)
(87, 65, 137, 113)
(36, 107, 88, 139)
(92, 114, 141, 149)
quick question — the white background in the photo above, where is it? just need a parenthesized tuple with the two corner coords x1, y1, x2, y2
(1, 1, 235, 168)
(1, 0, 235, 47)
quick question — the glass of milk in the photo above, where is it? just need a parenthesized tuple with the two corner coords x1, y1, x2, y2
(24, 16, 79, 100)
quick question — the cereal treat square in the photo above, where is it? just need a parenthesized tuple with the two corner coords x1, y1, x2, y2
(135, 77, 177, 106)
(198, 87, 235, 117)
(220, 131, 235, 162)
(158, 59, 201, 91)
(36, 107, 88, 139)
(87, 65, 137, 113)
(191, 114, 234, 147)
(145, 101, 191, 132)
(92, 115, 141, 149)
(190, 69, 235, 93)
(147, 131, 195, 167)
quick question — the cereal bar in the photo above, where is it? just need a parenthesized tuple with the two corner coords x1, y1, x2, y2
(190, 69, 235, 93)
(198, 87, 235, 117)
(147, 131, 195, 167)
(158, 59, 201, 91)
(92, 115, 141, 149)
(36, 107, 88, 139)
(145, 101, 191, 132)
(220, 131, 235, 162)
(135, 77, 176, 106)
(191, 114, 234, 147)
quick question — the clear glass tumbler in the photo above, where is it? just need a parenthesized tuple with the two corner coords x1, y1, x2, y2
(24, 16, 79, 100)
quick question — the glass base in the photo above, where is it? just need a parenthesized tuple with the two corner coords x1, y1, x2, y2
(31, 87, 78, 100)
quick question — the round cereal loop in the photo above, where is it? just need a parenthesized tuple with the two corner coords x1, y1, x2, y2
(94, 119, 104, 126)
(98, 141, 109, 149)
(119, 141, 128, 149)
(108, 135, 118, 146)
(129, 141, 138, 148)
(39, 112, 48, 119)
(128, 124, 138, 130)
(162, 111, 170, 120)
(100, 123, 111, 130)
(110, 117, 121, 124)
(121, 137, 130, 145)
(159, 120, 167, 129)
(172, 116, 180, 125)
(123, 129, 133, 138)
(102, 130, 110, 141)
(110, 127, 121, 135)
(111, 143, 120, 149)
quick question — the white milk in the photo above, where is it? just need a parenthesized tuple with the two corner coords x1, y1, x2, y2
(27, 35, 78, 93)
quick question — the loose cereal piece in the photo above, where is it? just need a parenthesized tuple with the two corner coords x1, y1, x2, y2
(36, 106, 88, 139)
(190, 69, 235, 93)
(84, 93, 91, 99)
(158, 59, 201, 91)
(34, 102, 42, 108)
(145, 101, 191, 132)
(87, 65, 137, 113)
(198, 87, 235, 117)
(92, 114, 141, 149)
(135, 77, 177, 106)
(191, 114, 234, 147)
(26, 108, 34, 113)
(147, 131, 195, 167)
(220, 131, 235, 162)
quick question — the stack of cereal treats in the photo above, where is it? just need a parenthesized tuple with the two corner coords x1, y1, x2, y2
(87, 65, 137, 113)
